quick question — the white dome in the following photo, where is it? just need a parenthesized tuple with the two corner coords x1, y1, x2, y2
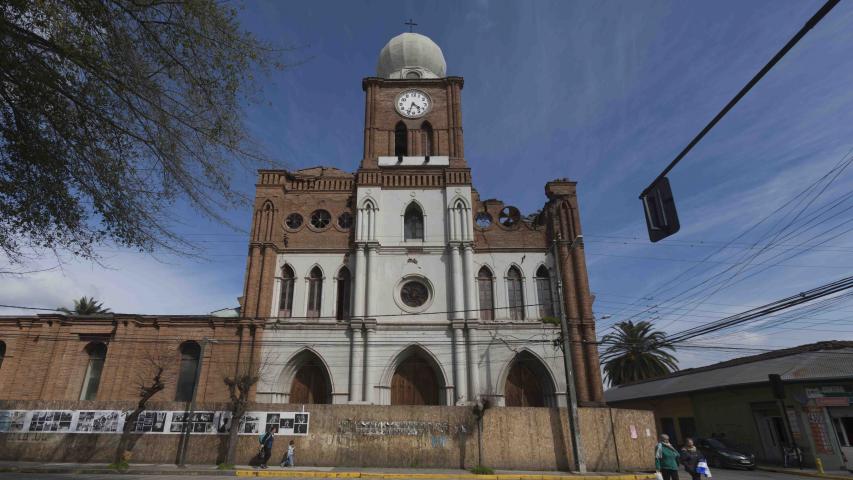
(376, 33, 446, 79)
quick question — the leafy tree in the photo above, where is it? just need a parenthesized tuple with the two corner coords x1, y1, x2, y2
(58, 296, 110, 315)
(600, 320, 678, 386)
(0, 0, 281, 264)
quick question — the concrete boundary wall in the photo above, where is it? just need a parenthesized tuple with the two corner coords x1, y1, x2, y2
(0, 401, 654, 471)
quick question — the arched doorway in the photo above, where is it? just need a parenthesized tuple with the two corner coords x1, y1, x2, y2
(504, 351, 557, 407)
(390, 350, 444, 405)
(290, 363, 330, 404)
(285, 350, 332, 404)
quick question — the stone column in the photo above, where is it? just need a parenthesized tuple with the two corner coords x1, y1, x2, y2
(452, 323, 467, 404)
(353, 245, 366, 318)
(363, 321, 376, 403)
(466, 323, 480, 401)
(462, 244, 477, 320)
(349, 322, 363, 403)
(366, 245, 378, 317)
(450, 244, 464, 320)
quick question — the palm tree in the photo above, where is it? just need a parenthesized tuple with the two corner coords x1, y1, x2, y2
(58, 296, 111, 315)
(600, 320, 678, 386)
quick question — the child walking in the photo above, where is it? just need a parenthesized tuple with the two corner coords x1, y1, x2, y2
(281, 440, 295, 467)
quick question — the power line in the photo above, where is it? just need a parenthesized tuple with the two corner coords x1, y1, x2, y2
(641, 0, 841, 194)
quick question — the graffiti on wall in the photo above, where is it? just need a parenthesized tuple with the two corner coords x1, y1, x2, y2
(338, 419, 467, 437)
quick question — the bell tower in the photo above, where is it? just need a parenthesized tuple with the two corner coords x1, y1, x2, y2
(359, 32, 468, 176)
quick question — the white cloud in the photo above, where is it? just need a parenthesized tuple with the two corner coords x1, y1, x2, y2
(0, 251, 242, 316)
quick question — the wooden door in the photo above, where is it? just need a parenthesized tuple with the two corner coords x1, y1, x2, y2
(505, 362, 544, 407)
(290, 364, 329, 404)
(391, 357, 439, 405)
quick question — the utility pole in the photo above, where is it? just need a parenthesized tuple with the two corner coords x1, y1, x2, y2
(552, 238, 586, 473)
(177, 338, 216, 467)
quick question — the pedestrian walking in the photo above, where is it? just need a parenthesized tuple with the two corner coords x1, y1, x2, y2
(258, 425, 276, 469)
(680, 437, 701, 480)
(655, 433, 681, 480)
(281, 440, 295, 467)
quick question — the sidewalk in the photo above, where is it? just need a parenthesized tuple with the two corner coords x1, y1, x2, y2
(0, 461, 656, 479)
(758, 465, 853, 480)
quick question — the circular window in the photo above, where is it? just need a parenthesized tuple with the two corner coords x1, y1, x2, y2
(310, 209, 331, 229)
(498, 206, 521, 228)
(393, 276, 434, 313)
(285, 213, 303, 230)
(337, 212, 353, 230)
(400, 280, 429, 308)
(475, 212, 493, 229)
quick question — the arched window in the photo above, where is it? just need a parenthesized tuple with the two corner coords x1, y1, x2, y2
(507, 266, 525, 320)
(535, 266, 554, 319)
(0, 340, 5, 370)
(306, 266, 323, 318)
(394, 121, 407, 157)
(279, 265, 295, 317)
(477, 267, 495, 320)
(404, 203, 424, 241)
(336, 266, 351, 321)
(421, 121, 434, 156)
(80, 342, 107, 400)
(175, 341, 201, 402)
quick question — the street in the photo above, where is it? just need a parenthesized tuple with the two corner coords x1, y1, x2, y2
(0, 469, 846, 480)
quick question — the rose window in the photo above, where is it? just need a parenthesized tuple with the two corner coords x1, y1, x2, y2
(337, 212, 353, 230)
(475, 212, 492, 229)
(310, 209, 331, 229)
(285, 213, 303, 230)
(400, 280, 429, 308)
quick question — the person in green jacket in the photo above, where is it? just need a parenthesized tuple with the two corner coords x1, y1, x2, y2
(655, 434, 681, 480)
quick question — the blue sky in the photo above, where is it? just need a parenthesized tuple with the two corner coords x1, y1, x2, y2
(3, 0, 853, 369)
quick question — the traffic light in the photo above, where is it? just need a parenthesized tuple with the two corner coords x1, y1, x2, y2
(640, 176, 680, 242)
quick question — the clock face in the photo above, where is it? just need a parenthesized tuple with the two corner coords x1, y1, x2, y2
(395, 90, 431, 118)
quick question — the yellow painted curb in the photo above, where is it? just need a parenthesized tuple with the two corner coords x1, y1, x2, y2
(757, 467, 853, 480)
(235, 471, 657, 480)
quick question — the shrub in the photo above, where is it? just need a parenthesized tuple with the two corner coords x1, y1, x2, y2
(470, 465, 495, 475)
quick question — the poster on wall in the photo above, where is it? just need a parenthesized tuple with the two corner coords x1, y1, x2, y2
(27, 411, 73, 432)
(0, 411, 29, 433)
(129, 411, 167, 433)
(214, 412, 233, 433)
(238, 411, 309, 436)
(805, 406, 834, 454)
(75, 411, 122, 433)
(240, 412, 263, 434)
(0, 409, 309, 436)
(169, 412, 217, 434)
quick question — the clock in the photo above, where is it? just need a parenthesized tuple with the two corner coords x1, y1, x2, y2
(395, 89, 431, 118)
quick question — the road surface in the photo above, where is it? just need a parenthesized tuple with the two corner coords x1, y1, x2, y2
(0, 469, 845, 480)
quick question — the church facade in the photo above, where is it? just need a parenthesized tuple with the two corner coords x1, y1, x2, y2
(242, 32, 605, 408)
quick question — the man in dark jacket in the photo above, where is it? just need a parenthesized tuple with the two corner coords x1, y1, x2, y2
(258, 426, 277, 469)
(680, 437, 702, 480)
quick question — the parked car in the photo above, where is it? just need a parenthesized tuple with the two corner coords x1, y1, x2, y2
(696, 437, 756, 470)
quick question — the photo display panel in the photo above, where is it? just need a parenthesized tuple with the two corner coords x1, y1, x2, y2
(0, 410, 310, 436)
